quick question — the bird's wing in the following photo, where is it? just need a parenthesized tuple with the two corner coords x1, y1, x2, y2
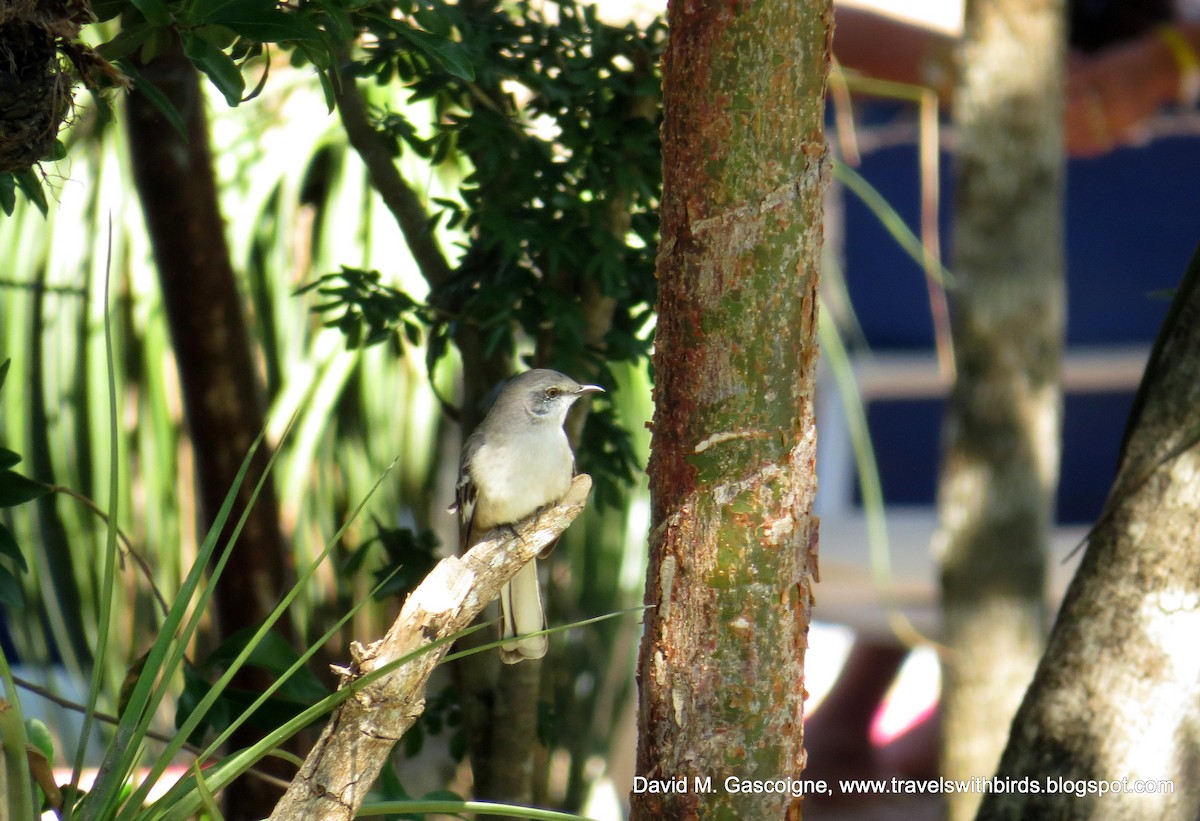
(450, 431, 482, 554)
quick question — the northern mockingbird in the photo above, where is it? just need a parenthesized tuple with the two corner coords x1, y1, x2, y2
(451, 369, 603, 664)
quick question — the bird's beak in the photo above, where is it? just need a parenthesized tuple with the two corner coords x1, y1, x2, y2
(576, 384, 604, 396)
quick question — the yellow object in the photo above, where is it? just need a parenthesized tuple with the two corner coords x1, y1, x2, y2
(1157, 25, 1200, 108)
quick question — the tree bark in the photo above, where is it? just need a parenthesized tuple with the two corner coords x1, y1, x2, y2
(977, 256, 1200, 820)
(124, 38, 293, 819)
(631, 1, 829, 818)
(937, 2, 1065, 818)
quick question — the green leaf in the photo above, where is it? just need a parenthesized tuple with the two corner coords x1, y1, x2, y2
(43, 140, 67, 162)
(207, 0, 323, 43)
(24, 719, 53, 762)
(182, 31, 245, 106)
(176, 638, 329, 746)
(0, 359, 9, 393)
(192, 760, 221, 818)
(139, 24, 173, 62)
(0, 471, 48, 507)
(412, 8, 451, 37)
(0, 566, 23, 608)
(0, 524, 29, 573)
(129, 0, 171, 25)
(403, 320, 422, 346)
(176, 663, 233, 744)
(204, 628, 329, 703)
(97, 23, 160, 61)
(91, 0, 127, 22)
(393, 24, 475, 81)
(0, 449, 18, 471)
(314, 62, 336, 110)
(0, 174, 15, 217)
(13, 171, 47, 217)
(369, 523, 439, 600)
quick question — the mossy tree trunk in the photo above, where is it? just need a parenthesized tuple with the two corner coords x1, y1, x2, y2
(631, 1, 830, 818)
(977, 256, 1200, 821)
(937, 1, 1066, 819)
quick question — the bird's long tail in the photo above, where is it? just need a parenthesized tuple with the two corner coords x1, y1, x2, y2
(499, 560, 548, 664)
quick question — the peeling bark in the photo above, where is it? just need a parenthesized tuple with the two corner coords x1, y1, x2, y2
(631, 2, 830, 818)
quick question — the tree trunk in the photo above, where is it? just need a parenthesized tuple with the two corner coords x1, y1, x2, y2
(937, 1, 1065, 818)
(125, 38, 293, 820)
(630, 1, 829, 818)
(977, 255, 1200, 820)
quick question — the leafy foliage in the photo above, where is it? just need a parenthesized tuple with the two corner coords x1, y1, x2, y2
(378, 0, 664, 359)
(297, 266, 432, 350)
(12, 0, 662, 493)
(400, 683, 465, 760)
(176, 628, 331, 745)
(373, 759, 465, 821)
(0, 360, 44, 607)
(0, 170, 50, 217)
(322, 0, 663, 493)
(0, 1, 662, 814)
(342, 517, 441, 600)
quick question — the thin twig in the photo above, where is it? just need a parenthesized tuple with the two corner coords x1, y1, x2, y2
(13, 673, 200, 753)
(13, 674, 294, 791)
(46, 484, 170, 616)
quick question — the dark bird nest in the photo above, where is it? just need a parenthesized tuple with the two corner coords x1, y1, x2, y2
(0, 0, 98, 173)
(0, 20, 73, 172)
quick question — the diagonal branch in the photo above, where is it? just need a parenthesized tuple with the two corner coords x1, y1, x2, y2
(332, 66, 453, 290)
(268, 474, 594, 821)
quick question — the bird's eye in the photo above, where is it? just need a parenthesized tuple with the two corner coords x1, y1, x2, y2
(545, 387, 560, 399)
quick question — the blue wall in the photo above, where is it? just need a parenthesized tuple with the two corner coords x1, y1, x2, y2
(840, 117, 1198, 524)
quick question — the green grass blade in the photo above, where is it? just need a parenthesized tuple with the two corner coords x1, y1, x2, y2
(124, 459, 399, 814)
(82, 433, 268, 821)
(191, 760, 225, 821)
(0, 641, 35, 818)
(107, 416, 300, 821)
(157, 608, 644, 819)
(359, 800, 595, 819)
(818, 302, 928, 647)
(151, 627, 479, 821)
(833, 159, 953, 286)
(66, 223, 122, 821)
(442, 607, 650, 663)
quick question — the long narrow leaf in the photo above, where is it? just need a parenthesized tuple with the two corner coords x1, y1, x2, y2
(359, 800, 594, 820)
(81, 432, 267, 821)
(67, 223, 122, 821)
(153, 628, 480, 821)
(153, 609, 643, 819)
(818, 301, 929, 648)
(833, 159, 953, 286)
(108, 415, 297, 821)
(126, 457, 398, 813)
(0, 642, 35, 818)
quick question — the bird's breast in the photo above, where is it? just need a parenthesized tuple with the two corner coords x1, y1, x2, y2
(469, 431, 574, 530)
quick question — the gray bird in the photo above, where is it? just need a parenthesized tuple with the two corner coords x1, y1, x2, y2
(451, 369, 603, 663)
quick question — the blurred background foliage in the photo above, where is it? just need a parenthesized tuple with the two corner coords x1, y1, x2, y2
(0, 0, 661, 813)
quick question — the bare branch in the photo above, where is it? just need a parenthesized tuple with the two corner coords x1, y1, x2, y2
(267, 474, 594, 821)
